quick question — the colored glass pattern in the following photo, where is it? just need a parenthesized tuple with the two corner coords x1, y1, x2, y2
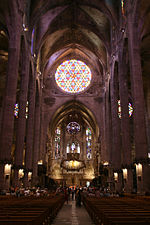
(14, 103, 19, 118)
(66, 122, 80, 134)
(14, 102, 29, 119)
(86, 128, 92, 159)
(118, 100, 133, 119)
(55, 59, 92, 93)
(55, 127, 61, 159)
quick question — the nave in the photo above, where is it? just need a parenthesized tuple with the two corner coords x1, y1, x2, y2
(0, 0, 150, 199)
(51, 199, 94, 225)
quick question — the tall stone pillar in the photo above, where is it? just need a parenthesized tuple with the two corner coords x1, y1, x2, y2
(110, 61, 122, 192)
(39, 113, 48, 162)
(0, 1, 23, 189)
(32, 86, 41, 186)
(105, 87, 112, 164)
(118, 45, 133, 192)
(24, 72, 36, 187)
(62, 123, 66, 158)
(126, 0, 149, 193)
(14, 39, 30, 187)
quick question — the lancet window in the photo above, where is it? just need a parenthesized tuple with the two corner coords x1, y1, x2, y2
(55, 127, 61, 159)
(86, 127, 92, 159)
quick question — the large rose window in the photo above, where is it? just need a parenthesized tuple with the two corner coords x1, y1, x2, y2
(55, 59, 92, 93)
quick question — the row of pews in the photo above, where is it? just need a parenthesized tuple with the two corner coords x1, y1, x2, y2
(0, 194, 65, 225)
(82, 195, 150, 225)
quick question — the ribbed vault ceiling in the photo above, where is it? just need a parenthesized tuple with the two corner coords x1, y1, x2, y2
(0, 0, 150, 102)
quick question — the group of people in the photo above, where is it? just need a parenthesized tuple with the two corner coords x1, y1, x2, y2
(0, 186, 56, 197)
(63, 187, 82, 206)
(82, 187, 124, 198)
(1, 185, 123, 199)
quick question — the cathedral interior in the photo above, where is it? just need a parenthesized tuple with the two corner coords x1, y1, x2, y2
(0, 0, 150, 195)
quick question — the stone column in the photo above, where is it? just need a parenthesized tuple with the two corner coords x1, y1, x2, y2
(62, 124, 66, 158)
(126, 0, 148, 159)
(110, 62, 121, 168)
(110, 61, 122, 192)
(24, 72, 36, 187)
(105, 87, 112, 164)
(118, 45, 133, 192)
(39, 112, 48, 163)
(32, 82, 41, 186)
(126, 0, 149, 193)
(14, 39, 30, 187)
(0, 1, 23, 189)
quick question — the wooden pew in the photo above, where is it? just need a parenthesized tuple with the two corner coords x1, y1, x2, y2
(82, 195, 150, 225)
(0, 194, 65, 225)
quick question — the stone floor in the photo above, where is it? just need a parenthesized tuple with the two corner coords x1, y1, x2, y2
(51, 198, 95, 225)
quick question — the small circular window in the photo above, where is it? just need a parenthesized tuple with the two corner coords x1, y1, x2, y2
(66, 122, 80, 135)
(55, 59, 92, 93)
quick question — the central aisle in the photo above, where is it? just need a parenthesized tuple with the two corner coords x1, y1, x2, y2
(51, 198, 95, 225)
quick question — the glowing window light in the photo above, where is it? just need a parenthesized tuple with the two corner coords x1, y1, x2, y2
(4, 164, 11, 175)
(55, 59, 92, 93)
(26, 101, 29, 119)
(77, 143, 80, 153)
(86, 128, 92, 159)
(19, 169, 24, 179)
(136, 163, 142, 177)
(121, 0, 125, 15)
(114, 172, 118, 181)
(118, 100, 133, 119)
(66, 144, 70, 153)
(71, 142, 76, 152)
(55, 127, 61, 159)
(28, 172, 32, 181)
(122, 168, 128, 180)
(66, 142, 80, 153)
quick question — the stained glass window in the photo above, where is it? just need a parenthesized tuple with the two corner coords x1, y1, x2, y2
(71, 143, 76, 152)
(55, 127, 61, 159)
(55, 59, 92, 93)
(86, 128, 92, 159)
(66, 144, 70, 153)
(66, 142, 80, 153)
(66, 122, 80, 134)
(128, 103, 133, 117)
(14, 102, 29, 119)
(118, 100, 133, 119)
(121, 0, 125, 15)
(14, 103, 19, 118)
